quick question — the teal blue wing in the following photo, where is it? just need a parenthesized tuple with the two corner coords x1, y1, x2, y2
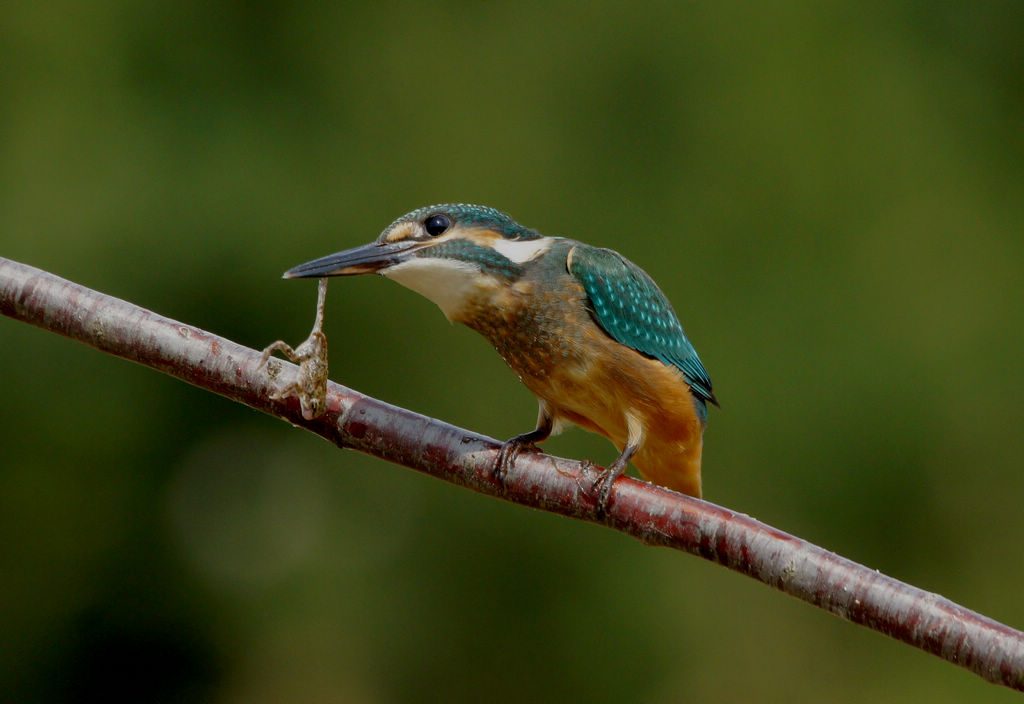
(567, 244, 716, 415)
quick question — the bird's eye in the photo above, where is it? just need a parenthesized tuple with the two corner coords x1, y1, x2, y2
(424, 214, 451, 237)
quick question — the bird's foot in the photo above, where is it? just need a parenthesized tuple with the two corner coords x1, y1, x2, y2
(591, 460, 628, 519)
(494, 434, 542, 487)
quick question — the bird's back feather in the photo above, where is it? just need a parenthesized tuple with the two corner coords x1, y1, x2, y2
(567, 244, 716, 416)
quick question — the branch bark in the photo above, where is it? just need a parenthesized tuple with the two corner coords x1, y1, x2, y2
(2, 255, 1022, 692)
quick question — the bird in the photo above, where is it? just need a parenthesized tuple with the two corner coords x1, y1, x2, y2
(283, 204, 716, 507)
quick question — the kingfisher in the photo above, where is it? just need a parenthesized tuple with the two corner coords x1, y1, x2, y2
(284, 204, 716, 506)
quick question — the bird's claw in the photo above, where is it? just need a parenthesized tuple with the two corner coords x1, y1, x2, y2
(494, 437, 539, 487)
(590, 462, 626, 519)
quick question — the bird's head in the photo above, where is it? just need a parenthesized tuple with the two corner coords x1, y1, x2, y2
(284, 204, 554, 320)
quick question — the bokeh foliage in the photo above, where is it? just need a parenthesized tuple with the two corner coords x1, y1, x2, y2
(1, 2, 1022, 702)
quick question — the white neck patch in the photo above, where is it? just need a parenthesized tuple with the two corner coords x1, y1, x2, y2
(491, 236, 554, 263)
(381, 257, 490, 321)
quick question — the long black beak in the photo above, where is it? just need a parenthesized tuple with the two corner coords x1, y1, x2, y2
(283, 240, 418, 279)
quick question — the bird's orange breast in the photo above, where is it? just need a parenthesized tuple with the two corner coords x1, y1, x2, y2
(456, 274, 705, 498)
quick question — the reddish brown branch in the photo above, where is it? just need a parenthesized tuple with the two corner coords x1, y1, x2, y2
(2, 255, 1022, 692)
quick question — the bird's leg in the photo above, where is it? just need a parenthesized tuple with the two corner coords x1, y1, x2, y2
(494, 407, 554, 485)
(593, 442, 638, 517)
(260, 277, 330, 420)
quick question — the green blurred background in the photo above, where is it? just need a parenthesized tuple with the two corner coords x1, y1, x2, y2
(2, 2, 1022, 702)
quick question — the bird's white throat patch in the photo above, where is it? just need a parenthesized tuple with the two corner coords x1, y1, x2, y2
(381, 257, 493, 321)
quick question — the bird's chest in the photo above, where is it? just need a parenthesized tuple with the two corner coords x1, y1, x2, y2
(456, 278, 591, 387)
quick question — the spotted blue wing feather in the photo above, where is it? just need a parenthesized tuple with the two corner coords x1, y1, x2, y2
(568, 244, 716, 416)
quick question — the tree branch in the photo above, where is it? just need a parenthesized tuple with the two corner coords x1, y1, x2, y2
(2, 255, 1022, 692)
